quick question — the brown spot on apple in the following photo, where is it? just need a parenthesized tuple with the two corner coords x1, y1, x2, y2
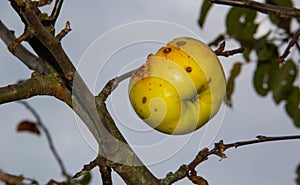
(163, 47, 172, 54)
(185, 66, 192, 73)
(142, 97, 147, 104)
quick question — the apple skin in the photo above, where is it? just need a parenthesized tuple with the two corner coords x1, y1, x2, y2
(128, 37, 226, 135)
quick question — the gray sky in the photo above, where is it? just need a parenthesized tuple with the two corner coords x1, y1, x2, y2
(0, 1, 300, 185)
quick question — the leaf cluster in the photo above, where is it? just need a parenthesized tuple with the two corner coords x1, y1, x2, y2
(199, 0, 300, 183)
(199, 0, 300, 127)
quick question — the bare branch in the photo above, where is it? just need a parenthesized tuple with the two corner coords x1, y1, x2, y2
(98, 155, 113, 185)
(208, 0, 300, 20)
(160, 165, 189, 185)
(73, 157, 99, 178)
(163, 134, 300, 184)
(33, 0, 52, 7)
(0, 169, 38, 185)
(279, 28, 300, 64)
(0, 74, 72, 106)
(190, 134, 300, 174)
(214, 41, 245, 57)
(74, 156, 112, 185)
(9, 0, 75, 81)
(0, 20, 50, 74)
(18, 101, 67, 176)
(111, 69, 135, 91)
(56, 21, 72, 41)
(50, 0, 64, 23)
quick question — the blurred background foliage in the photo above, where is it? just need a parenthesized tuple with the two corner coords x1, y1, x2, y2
(199, 0, 299, 184)
(199, 0, 299, 127)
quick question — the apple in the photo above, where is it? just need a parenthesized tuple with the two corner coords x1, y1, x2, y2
(128, 37, 226, 135)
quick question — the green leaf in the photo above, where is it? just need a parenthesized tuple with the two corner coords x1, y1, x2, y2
(285, 87, 300, 127)
(242, 47, 252, 62)
(226, 62, 243, 107)
(253, 61, 271, 96)
(226, 7, 257, 41)
(269, 60, 297, 104)
(198, 1, 212, 28)
(226, 7, 258, 60)
(254, 35, 278, 62)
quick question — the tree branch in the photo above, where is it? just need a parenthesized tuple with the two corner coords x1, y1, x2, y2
(214, 41, 245, 57)
(279, 28, 300, 63)
(0, 73, 72, 106)
(0, 169, 38, 185)
(163, 134, 300, 184)
(74, 156, 112, 185)
(9, 0, 75, 81)
(5, 2, 160, 182)
(0, 20, 50, 74)
(55, 21, 71, 41)
(208, 0, 300, 20)
(3, 2, 160, 183)
(50, 0, 64, 23)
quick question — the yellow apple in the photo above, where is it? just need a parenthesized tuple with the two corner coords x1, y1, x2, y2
(128, 37, 226, 135)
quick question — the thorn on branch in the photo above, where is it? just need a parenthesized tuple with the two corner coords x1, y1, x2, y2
(214, 41, 245, 57)
(56, 21, 71, 41)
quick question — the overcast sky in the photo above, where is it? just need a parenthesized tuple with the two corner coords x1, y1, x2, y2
(0, 1, 300, 185)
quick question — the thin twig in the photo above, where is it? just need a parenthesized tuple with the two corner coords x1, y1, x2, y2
(279, 28, 300, 64)
(208, 0, 300, 19)
(112, 69, 136, 91)
(0, 169, 38, 185)
(56, 21, 71, 41)
(9, 0, 76, 81)
(163, 134, 300, 184)
(191, 134, 300, 170)
(18, 101, 67, 177)
(214, 41, 245, 57)
(74, 155, 112, 185)
(216, 47, 245, 57)
(50, 0, 64, 23)
(73, 157, 98, 178)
